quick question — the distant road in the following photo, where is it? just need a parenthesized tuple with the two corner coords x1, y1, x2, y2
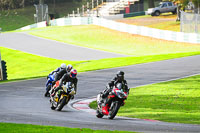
(0, 32, 126, 61)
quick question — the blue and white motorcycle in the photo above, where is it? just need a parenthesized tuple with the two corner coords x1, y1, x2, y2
(44, 74, 55, 97)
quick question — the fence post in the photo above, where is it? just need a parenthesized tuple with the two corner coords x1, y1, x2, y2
(82, 5, 85, 16)
(77, 8, 80, 16)
(195, 14, 198, 33)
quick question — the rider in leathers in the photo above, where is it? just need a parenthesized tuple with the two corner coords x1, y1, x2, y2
(51, 69, 78, 99)
(101, 71, 129, 114)
(54, 64, 73, 81)
(49, 64, 73, 95)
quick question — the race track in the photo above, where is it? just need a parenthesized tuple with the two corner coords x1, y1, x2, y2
(0, 32, 126, 60)
(0, 32, 200, 133)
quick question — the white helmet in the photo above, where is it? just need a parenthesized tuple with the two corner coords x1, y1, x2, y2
(60, 63, 67, 69)
(66, 64, 73, 72)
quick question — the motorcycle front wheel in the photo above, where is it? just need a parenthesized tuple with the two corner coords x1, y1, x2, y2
(56, 96, 67, 111)
(44, 85, 51, 97)
(51, 104, 56, 110)
(96, 108, 104, 118)
(50, 98, 57, 110)
(108, 101, 120, 119)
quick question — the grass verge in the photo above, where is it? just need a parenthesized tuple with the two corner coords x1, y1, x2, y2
(1, 46, 200, 80)
(90, 75, 200, 124)
(0, 2, 85, 31)
(28, 25, 200, 56)
(118, 14, 180, 32)
(0, 123, 134, 133)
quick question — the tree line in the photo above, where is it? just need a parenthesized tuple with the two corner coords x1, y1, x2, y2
(0, 0, 78, 10)
(1, 0, 200, 11)
(168, 0, 200, 9)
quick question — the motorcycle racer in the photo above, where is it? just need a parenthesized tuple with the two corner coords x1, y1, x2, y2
(49, 63, 67, 76)
(48, 64, 73, 95)
(54, 64, 73, 81)
(101, 71, 129, 115)
(44, 63, 67, 97)
(51, 69, 78, 100)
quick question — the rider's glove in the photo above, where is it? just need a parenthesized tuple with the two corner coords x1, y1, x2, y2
(52, 81, 56, 85)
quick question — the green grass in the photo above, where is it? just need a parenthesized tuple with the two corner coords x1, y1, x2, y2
(0, 2, 86, 31)
(29, 25, 200, 56)
(0, 47, 82, 80)
(90, 75, 200, 124)
(0, 7, 35, 31)
(1, 46, 200, 80)
(0, 123, 133, 133)
(120, 14, 180, 32)
(147, 21, 180, 32)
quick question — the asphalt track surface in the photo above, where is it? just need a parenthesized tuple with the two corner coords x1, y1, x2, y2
(0, 32, 126, 60)
(0, 32, 200, 132)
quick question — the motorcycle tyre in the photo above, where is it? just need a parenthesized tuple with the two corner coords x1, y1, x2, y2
(56, 96, 67, 111)
(96, 109, 104, 118)
(44, 85, 51, 97)
(51, 103, 56, 110)
(108, 101, 120, 119)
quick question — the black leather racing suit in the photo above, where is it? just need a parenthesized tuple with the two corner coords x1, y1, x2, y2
(54, 68, 68, 81)
(102, 77, 129, 106)
(102, 77, 129, 98)
(54, 73, 78, 95)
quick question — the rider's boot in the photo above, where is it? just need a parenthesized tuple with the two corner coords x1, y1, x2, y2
(51, 86, 60, 97)
(51, 89, 55, 97)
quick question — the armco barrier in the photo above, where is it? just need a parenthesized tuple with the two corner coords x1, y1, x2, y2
(50, 17, 93, 26)
(18, 17, 200, 44)
(92, 17, 200, 44)
(124, 11, 145, 18)
(19, 21, 47, 30)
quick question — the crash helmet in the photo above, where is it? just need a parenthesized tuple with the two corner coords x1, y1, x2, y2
(116, 71, 124, 81)
(60, 63, 67, 69)
(70, 69, 77, 78)
(66, 64, 73, 72)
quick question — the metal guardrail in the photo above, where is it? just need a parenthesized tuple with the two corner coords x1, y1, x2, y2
(123, 11, 145, 18)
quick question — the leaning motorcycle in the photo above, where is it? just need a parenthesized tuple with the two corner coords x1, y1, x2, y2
(44, 74, 55, 97)
(96, 83, 128, 119)
(50, 81, 76, 111)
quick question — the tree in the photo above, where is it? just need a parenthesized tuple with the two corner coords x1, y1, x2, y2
(39, 0, 44, 4)
(192, 0, 200, 13)
(148, 0, 155, 8)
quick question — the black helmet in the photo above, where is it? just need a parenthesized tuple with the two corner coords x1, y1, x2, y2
(116, 71, 124, 81)
(117, 71, 124, 76)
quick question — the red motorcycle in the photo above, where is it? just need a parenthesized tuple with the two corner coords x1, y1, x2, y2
(96, 83, 128, 119)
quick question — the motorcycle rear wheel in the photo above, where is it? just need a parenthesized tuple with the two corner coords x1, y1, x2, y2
(108, 101, 120, 119)
(56, 96, 67, 111)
